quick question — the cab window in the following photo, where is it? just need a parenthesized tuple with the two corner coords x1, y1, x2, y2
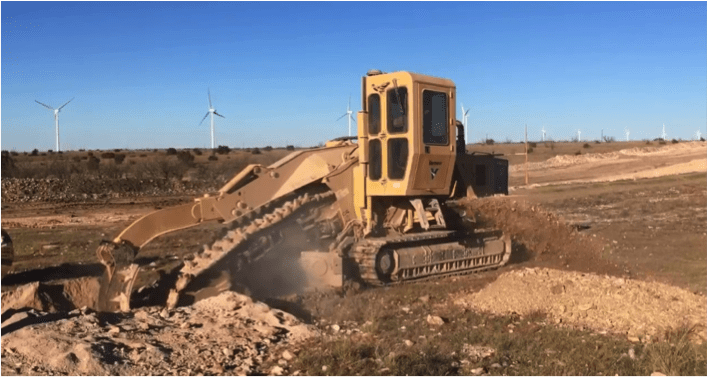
(368, 94, 381, 134)
(387, 138, 408, 180)
(387, 87, 407, 134)
(422, 90, 448, 145)
(369, 139, 382, 180)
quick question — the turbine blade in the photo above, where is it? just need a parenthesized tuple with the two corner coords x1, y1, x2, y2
(336, 113, 347, 121)
(464, 109, 470, 116)
(208, 89, 212, 108)
(199, 112, 209, 125)
(350, 114, 357, 123)
(35, 100, 54, 110)
(214, 111, 225, 119)
(348, 95, 351, 111)
(58, 97, 74, 110)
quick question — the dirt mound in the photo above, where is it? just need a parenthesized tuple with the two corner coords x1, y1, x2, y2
(463, 197, 615, 274)
(510, 141, 705, 173)
(1, 291, 318, 376)
(455, 267, 707, 344)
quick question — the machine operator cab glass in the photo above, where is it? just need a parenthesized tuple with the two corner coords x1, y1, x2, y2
(359, 71, 456, 197)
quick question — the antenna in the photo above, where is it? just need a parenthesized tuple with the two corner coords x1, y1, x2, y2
(199, 88, 225, 149)
(336, 96, 356, 137)
(625, 128, 630, 141)
(35, 97, 73, 152)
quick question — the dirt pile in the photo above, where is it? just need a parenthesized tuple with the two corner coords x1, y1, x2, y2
(510, 141, 705, 173)
(455, 267, 707, 343)
(1, 291, 318, 376)
(463, 197, 611, 272)
(1, 178, 220, 203)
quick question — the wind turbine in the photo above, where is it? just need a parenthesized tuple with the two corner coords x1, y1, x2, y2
(625, 128, 630, 141)
(577, 129, 581, 142)
(661, 123, 667, 141)
(199, 89, 225, 149)
(541, 126, 546, 142)
(461, 103, 470, 144)
(35, 97, 73, 152)
(336, 96, 356, 137)
(696, 129, 702, 141)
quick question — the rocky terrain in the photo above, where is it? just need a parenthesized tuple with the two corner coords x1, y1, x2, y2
(456, 267, 707, 344)
(1, 292, 316, 376)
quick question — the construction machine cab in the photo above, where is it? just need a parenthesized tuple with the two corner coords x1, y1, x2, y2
(357, 70, 457, 197)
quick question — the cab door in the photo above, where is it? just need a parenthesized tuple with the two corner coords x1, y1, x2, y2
(411, 83, 455, 192)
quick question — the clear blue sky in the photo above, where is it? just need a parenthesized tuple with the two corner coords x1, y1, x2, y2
(1, 1, 705, 151)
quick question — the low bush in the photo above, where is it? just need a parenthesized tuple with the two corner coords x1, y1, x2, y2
(671, 139, 679, 144)
(31, 149, 39, 156)
(208, 155, 218, 161)
(251, 147, 261, 155)
(286, 145, 295, 151)
(529, 142, 537, 148)
(485, 139, 495, 145)
(216, 145, 231, 155)
(101, 152, 115, 159)
(263, 146, 273, 152)
(166, 148, 178, 155)
(574, 150, 581, 155)
(114, 154, 126, 164)
(192, 148, 203, 156)
(583, 143, 591, 148)
(176, 151, 195, 166)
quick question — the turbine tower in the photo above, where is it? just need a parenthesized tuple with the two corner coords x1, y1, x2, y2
(662, 123, 667, 141)
(199, 89, 225, 149)
(625, 128, 630, 141)
(696, 129, 702, 140)
(541, 126, 546, 142)
(577, 129, 581, 142)
(461, 103, 470, 143)
(336, 96, 356, 137)
(35, 98, 73, 152)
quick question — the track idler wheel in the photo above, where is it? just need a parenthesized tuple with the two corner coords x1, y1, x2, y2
(375, 248, 396, 283)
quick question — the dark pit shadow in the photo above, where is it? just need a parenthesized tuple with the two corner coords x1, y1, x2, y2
(2, 263, 104, 286)
(508, 242, 533, 265)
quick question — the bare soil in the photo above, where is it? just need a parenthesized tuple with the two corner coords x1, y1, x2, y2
(2, 141, 706, 375)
